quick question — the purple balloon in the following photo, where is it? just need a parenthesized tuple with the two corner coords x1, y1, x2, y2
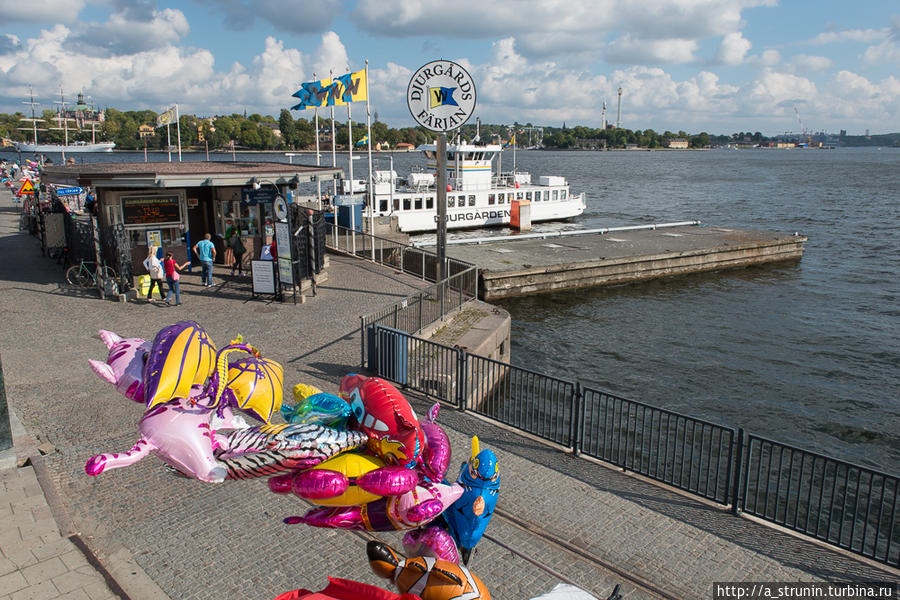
(403, 526, 461, 563)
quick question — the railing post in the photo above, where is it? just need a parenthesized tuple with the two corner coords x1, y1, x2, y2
(400, 246, 404, 274)
(393, 304, 399, 330)
(418, 291, 424, 333)
(360, 316, 366, 369)
(421, 250, 425, 281)
(456, 348, 467, 411)
(571, 383, 583, 456)
(731, 427, 744, 515)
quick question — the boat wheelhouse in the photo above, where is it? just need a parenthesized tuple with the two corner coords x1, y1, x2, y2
(339, 143, 585, 233)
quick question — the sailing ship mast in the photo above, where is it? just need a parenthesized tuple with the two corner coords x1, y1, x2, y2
(21, 86, 39, 144)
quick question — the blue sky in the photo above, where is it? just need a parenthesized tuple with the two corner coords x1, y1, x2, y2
(1, 1, 898, 135)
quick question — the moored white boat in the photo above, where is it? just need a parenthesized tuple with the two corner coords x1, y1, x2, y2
(14, 140, 115, 153)
(337, 142, 585, 233)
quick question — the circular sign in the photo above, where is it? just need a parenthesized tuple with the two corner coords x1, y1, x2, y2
(407, 60, 476, 132)
(274, 195, 288, 221)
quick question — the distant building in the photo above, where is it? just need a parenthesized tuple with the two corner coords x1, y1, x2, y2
(259, 123, 281, 138)
(395, 142, 415, 151)
(138, 124, 155, 139)
(666, 139, 689, 149)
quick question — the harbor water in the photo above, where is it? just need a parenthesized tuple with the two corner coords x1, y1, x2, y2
(4, 146, 898, 471)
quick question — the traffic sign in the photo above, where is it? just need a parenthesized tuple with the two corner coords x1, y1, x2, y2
(56, 186, 84, 196)
(17, 179, 35, 195)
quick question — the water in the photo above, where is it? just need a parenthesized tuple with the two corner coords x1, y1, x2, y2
(4, 147, 898, 471)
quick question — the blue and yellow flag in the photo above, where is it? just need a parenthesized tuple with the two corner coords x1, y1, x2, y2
(429, 86, 458, 109)
(291, 69, 367, 110)
(355, 134, 368, 147)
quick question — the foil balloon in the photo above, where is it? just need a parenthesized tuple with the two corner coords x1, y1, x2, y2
(403, 525, 461, 564)
(367, 541, 491, 600)
(282, 383, 352, 429)
(88, 330, 151, 403)
(85, 398, 228, 483)
(273, 577, 422, 600)
(444, 436, 500, 565)
(143, 321, 217, 409)
(340, 374, 425, 468)
(286, 481, 463, 531)
(420, 403, 451, 483)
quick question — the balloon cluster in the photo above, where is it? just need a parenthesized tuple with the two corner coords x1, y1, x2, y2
(85, 321, 502, 599)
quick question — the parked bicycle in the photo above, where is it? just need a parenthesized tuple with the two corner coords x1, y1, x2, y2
(65, 259, 119, 295)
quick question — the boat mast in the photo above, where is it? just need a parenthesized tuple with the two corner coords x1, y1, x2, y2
(22, 86, 39, 144)
(54, 87, 68, 162)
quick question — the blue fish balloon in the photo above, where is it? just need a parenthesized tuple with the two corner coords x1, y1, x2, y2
(443, 436, 500, 565)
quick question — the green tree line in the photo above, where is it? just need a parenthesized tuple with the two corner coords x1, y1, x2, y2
(5, 106, 884, 151)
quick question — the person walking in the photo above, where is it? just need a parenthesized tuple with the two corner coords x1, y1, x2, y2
(163, 252, 190, 306)
(142, 246, 166, 302)
(230, 230, 246, 276)
(192, 233, 216, 287)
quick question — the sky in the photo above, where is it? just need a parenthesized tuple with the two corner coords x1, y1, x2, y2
(0, 0, 898, 136)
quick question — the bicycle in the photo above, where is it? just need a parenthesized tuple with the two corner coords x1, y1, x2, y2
(65, 260, 119, 295)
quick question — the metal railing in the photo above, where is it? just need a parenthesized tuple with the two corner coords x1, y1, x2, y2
(740, 432, 898, 566)
(328, 224, 479, 367)
(367, 324, 900, 568)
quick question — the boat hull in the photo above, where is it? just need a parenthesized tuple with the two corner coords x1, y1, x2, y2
(14, 142, 115, 153)
(393, 199, 585, 233)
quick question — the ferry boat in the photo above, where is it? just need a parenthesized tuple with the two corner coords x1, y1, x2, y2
(13, 140, 115, 153)
(337, 142, 585, 233)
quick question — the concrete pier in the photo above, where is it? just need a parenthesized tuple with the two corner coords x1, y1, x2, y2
(445, 225, 807, 300)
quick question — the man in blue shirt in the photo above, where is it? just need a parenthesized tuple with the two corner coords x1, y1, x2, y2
(192, 233, 216, 287)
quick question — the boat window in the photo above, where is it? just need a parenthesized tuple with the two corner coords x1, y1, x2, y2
(526, 191, 532, 201)
(468, 195, 476, 207)
(448, 196, 456, 208)
(380, 199, 388, 213)
(552, 190, 558, 201)
(560, 190, 567, 200)
(414, 197, 423, 210)
(544, 190, 550, 201)
(517, 192, 523, 200)
(447, 152, 455, 161)
(393, 198, 400, 211)
(426, 196, 434, 209)
(488, 194, 495, 205)
(403, 198, 411, 211)
(498, 193, 505, 204)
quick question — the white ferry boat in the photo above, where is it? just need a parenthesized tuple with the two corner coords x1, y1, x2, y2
(338, 142, 585, 233)
(14, 140, 115, 153)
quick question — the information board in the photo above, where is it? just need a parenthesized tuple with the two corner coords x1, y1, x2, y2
(251, 260, 276, 295)
(122, 196, 181, 226)
(277, 257, 293, 285)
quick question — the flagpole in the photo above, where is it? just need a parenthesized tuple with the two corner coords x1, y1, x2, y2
(313, 72, 321, 210)
(175, 104, 182, 161)
(330, 69, 337, 242)
(346, 68, 354, 201)
(365, 60, 374, 256)
(166, 123, 171, 162)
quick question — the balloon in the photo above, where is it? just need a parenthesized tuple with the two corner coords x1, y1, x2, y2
(403, 526, 460, 564)
(85, 398, 227, 483)
(89, 330, 151, 403)
(367, 541, 491, 600)
(340, 374, 425, 468)
(143, 321, 217, 409)
(443, 436, 500, 565)
(273, 577, 422, 600)
(288, 482, 463, 531)
(283, 385, 352, 429)
(219, 355, 284, 423)
(420, 404, 451, 482)
(216, 423, 368, 480)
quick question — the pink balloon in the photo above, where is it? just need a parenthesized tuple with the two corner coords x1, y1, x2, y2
(89, 330, 151, 403)
(403, 526, 461, 564)
(357, 466, 418, 496)
(420, 422, 451, 482)
(291, 469, 350, 499)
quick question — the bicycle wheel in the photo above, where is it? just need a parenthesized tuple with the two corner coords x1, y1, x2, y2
(98, 266, 119, 295)
(65, 265, 90, 287)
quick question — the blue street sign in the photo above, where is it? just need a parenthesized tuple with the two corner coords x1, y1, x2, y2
(56, 187, 84, 196)
(241, 187, 278, 205)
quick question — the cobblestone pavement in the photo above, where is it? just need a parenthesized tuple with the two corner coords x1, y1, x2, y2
(0, 190, 896, 600)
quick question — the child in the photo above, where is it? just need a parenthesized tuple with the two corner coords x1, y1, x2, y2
(163, 252, 190, 306)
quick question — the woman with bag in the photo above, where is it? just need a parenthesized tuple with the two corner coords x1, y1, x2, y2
(163, 252, 190, 306)
(142, 246, 166, 302)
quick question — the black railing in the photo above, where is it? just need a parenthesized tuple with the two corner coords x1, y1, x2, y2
(367, 324, 900, 568)
(741, 433, 898, 566)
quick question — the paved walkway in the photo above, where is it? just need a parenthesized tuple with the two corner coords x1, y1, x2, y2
(0, 190, 896, 600)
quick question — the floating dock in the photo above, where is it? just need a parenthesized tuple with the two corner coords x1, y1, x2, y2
(443, 224, 807, 300)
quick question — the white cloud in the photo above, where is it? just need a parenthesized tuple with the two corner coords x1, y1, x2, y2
(714, 32, 751, 65)
(0, 0, 86, 23)
(310, 31, 351, 77)
(67, 7, 190, 56)
(787, 54, 834, 73)
(606, 35, 698, 64)
(807, 28, 888, 45)
(758, 49, 781, 66)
